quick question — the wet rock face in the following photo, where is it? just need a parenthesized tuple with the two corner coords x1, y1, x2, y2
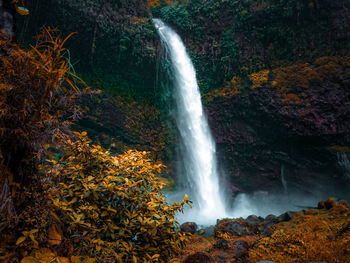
(206, 66, 350, 193)
(0, 0, 14, 36)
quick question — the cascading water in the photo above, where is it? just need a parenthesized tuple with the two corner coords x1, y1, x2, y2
(153, 19, 227, 224)
(337, 152, 350, 178)
(281, 164, 288, 194)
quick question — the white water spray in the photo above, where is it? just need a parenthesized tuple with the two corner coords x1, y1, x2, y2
(281, 164, 288, 194)
(154, 19, 227, 223)
(337, 152, 350, 178)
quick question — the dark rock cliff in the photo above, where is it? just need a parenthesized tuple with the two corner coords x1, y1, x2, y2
(206, 57, 350, 194)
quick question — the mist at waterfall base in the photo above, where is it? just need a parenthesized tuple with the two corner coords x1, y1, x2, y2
(166, 183, 350, 226)
(154, 19, 350, 226)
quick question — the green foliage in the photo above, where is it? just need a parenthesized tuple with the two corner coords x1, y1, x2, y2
(155, 0, 350, 94)
(219, 29, 239, 78)
(16, 0, 158, 99)
(160, 5, 191, 30)
(44, 132, 191, 262)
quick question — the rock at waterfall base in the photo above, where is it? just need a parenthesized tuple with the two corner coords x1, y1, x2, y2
(181, 222, 198, 234)
(172, 199, 350, 263)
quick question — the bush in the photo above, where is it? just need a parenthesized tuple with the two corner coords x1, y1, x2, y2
(0, 28, 189, 262)
(0, 27, 90, 262)
(43, 132, 190, 262)
(0, 26, 85, 226)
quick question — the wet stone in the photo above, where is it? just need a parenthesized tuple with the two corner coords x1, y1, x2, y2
(198, 225, 215, 237)
(277, 211, 297, 222)
(215, 238, 229, 249)
(180, 222, 198, 234)
(246, 215, 264, 225)
(232, 240, 249, 257)
(265, 214, 278, 223)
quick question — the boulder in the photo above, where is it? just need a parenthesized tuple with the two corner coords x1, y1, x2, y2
(215, 238, 229, 249)
(197, 225, 215, 237)
(259, 221, 276, 237)
(215, 219, 257, 236)
(180, 222, 198, 234)
(246, 215, 264, 225)
(277, 211, 297, 222)
(232, 240, 249, 257)
(265, 214, 278, 223)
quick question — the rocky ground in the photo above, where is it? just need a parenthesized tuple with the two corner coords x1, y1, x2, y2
(174, 198, 350, 263)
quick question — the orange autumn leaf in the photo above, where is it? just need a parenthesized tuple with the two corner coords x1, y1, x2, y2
(48, 224, 62, 246)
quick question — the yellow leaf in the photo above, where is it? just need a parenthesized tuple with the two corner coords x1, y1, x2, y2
(50, 211, 62, 223)
(70, 256, 81, 263)
(16, 236, 26, 245)
(101, 211, 108, 217)
(20, 257, 37, 263)
(58, 258, 70, 263)
(48, 224, 62, 245)
(29, 229, 38, 234)
(29, 234, 38, 247)
(132, 255, 137, 263)
(82, 259, 96, 263)
(115, 254, 122, 263)
(152, 254, 160, 259)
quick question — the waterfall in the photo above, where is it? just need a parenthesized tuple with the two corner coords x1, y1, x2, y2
(281, 164, 288, 194)
(154, 19, 227, 223)
(337, 152, 350, 178)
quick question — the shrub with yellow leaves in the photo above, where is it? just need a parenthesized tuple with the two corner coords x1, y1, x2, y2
(204, 76, 242, 102)
(0, 27, 89, 262)
(43, 132, 191, 262)
(249, 69, 270, 90)
(148, 0, 171, 8)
